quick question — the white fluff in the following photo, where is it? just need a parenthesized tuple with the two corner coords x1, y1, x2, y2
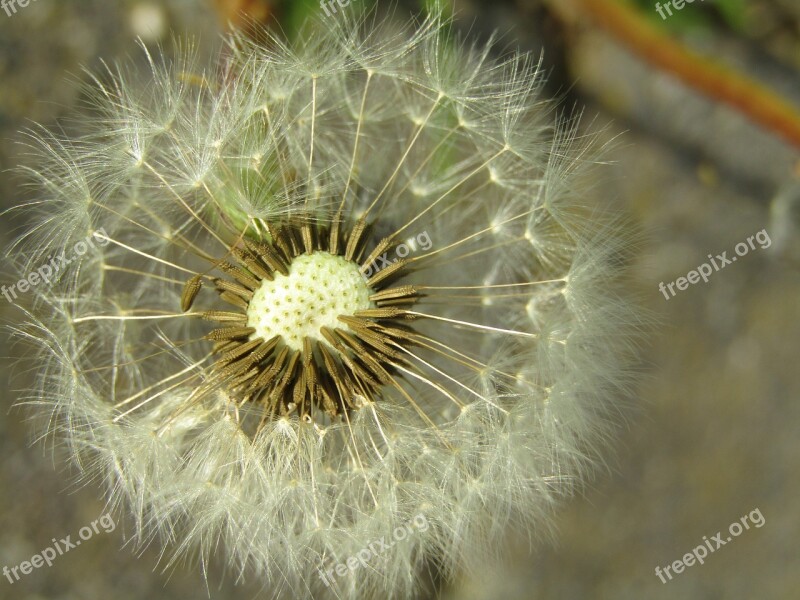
(11, 10, 644, 599)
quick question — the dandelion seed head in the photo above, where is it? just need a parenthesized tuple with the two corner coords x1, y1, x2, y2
(10, 9, 645, 600)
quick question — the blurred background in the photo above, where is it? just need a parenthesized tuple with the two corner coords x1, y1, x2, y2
(0, 1, 798, 598)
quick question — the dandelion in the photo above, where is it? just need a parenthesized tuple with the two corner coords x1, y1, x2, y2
(10, 10, 642, 599)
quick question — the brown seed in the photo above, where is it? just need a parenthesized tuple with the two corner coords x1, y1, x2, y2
(181, 274, 203, 312)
